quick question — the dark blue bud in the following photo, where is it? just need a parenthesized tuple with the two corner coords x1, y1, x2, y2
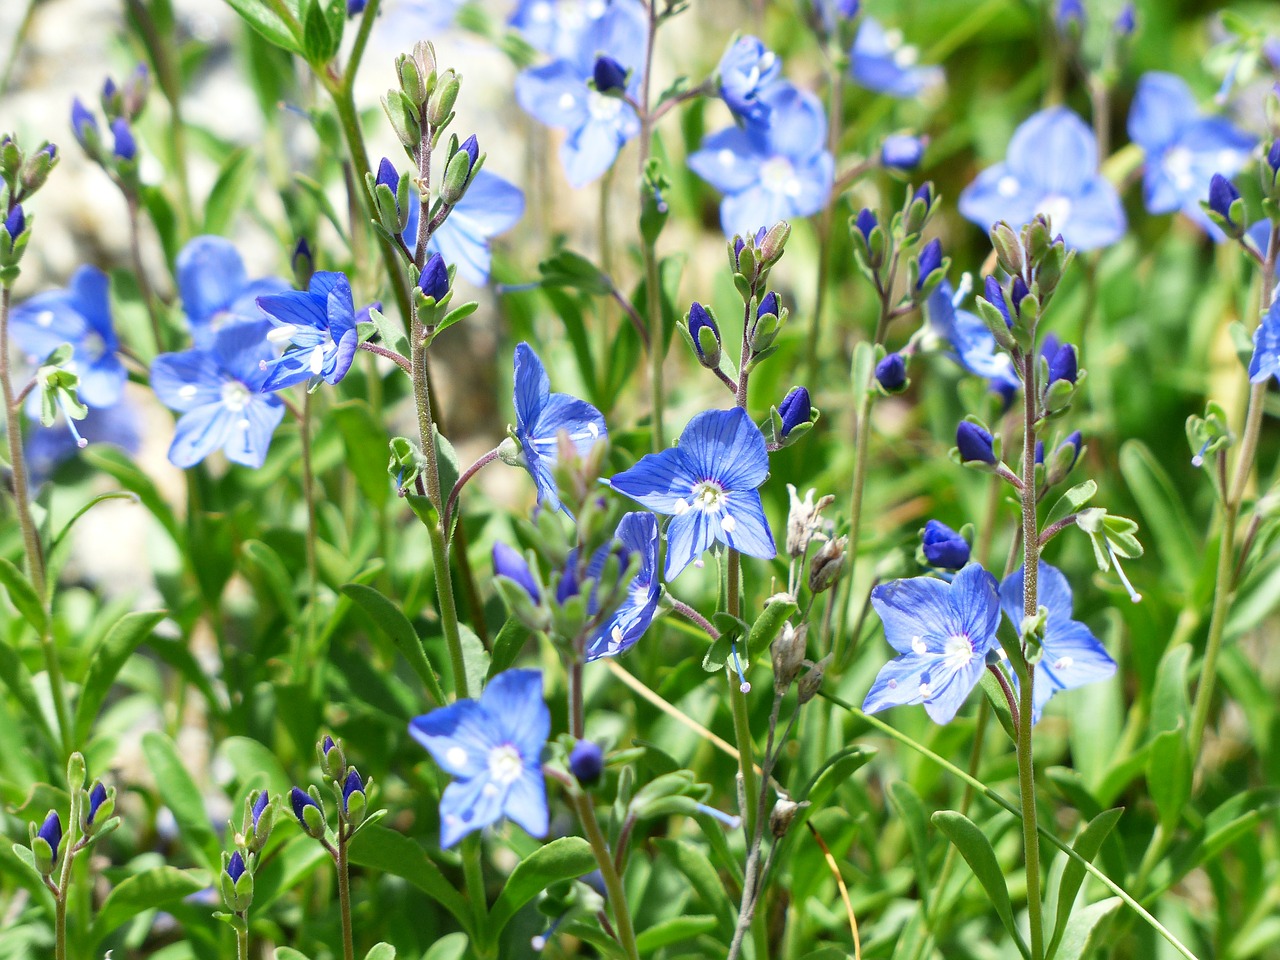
(342, 768, 364, 811)
(1269, 140, 1280, 175)
(688, 301, 720, 361)
(290, 786, 320, 827)
(38, 811, 62, 865)
(778, 386, 811, 438)
(459, 134, 479, 172)
(87, 782, 108, 825)
(41, 143, 57, 160)
(110, 118, 135, 161)
(1058, 430, 1083, 472)
(347, 0, 367, 14)
(581, 869, 608, 897)
(226, 850, 246, 881)
(921, 519, 970, 570)
(556, 549, 583, 604)
(915, 239, 942, 290)
(321, 735, 335, 754)
(956, 421, 996, 464)
(71, 99, 98, 146)
(252, 790, 269, 829)
(1010, 276, 1030, 315)
(418, 252, 450, 301)
(1048, 342, 1078, 385)
(912, 183, 933, 208)
(569, 740, 604, 784)
(881, 134, 924, 171)
(836, 0, 860, 17)
(593, 56, 627, 93)
(757, 291, 779, 319)
(875, 352, 907, 391)
(1208, 173, 1241, 227)
(984, 275, 1012, 327)
(1115, 3, 1135, 34)
(103, 76, 118, 101)
(493, 542, 540, 602)
(1035, 440, 1045, 465)
(375, 156, 399, 195)
(4, 204, 24, 240)
(1056, 0, 1084, 31)
(855, 208, 878, 242)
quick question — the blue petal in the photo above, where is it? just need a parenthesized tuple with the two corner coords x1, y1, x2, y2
(516, 61, 590, 130)
(480, 668, 550, 761)
(871, 575, 953, 653)
(560, 116, 626, 188)
(168, 403, 238, 469)
(77, 357, 127, 408)
(616, 511, 659, 585)
(608, 447, 699, 514)
(513, 342, 550, 432)
(67, 266, 115, 344)
(863, 654, 929, 713)
(720, 490, 776, 561)
(223, 396, 284, 469)
(1127, 71, 1198, 153)
(324, 327, 359, 385)
(921, 659, 986, 724)
(261, 350, 316, 393)
(1250, 302, 1280, 383)
(1007, 107, 1097, 194)
(575, 0, 648, 77)
(502, 770, 550, 839)
(437, 775, 506, 848)
(949, 563, 1001, 654)
(409, 699, 496, 779)
(256, 290, 328, 333)
(532, 392, 607, 459)
(665, 510, 716, 581)
(151, 349, 223, 411)
(430, 170, 526, 285)
(721, 186, 792, 240)
(213, 319, 276, 387)
(176, 236, 249, 324)
(759, 82, 827, 161)
(1053, 176, 1126, 251)
(958, 163, 1038, 235)
(677, 407, 769, 490)
(11, 290, 91, 358)
(688, 127, 765, 194)
(1031, 621, 1116, 721)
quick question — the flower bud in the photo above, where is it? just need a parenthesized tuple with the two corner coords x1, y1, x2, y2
(71, 99, 99, 153)
(290, 786, 327, 839)
(914, 238, 942, 292)
(220, 851, 254, 913)
(778, 386, 811, 438)
(292, 237, 314, 288)
(770, 795, 808, 838)
(110, 118, 135, 162)
(1047, 342, 1078, 385)
(3, 204, 24, 241)
(785, 484, 833, 557)
(1046, 430, 1084, 485)
(1055, 0, 1084, 37)
(1207, 173, 1245, 238)
(1114, 3, 1135, 35)
(881, 134, 924, 171)
(771, 622, 808, 688)
(418, 252, 450, 302)
(121, 64, 150, 118)
(342, 768, 367, 823)
(348, 0, 367, 14)
(956, 421, 996, 464)
(569, 740, 605, 784)
(797, 654, 830, 705)
(593, 56, 627, 94)
(318, 736, 345, 779)
(921, 519, 969, 570)
(493, 541, 540, 602)
(440, 147, 473, 204)
(808, 535, 846, 593)
(875, 352, 907, 393)
(904, 182, 935, 235)
(427, 69, 460, 126)
(82, 780, 115, 835)
(756, 220, 790, 265)
(687, 302, 722, 368)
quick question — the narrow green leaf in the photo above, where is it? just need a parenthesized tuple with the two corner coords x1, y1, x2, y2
(651, 838, 736, 939)
(1146, 726, 1191, 834)
(341, 583, 445, 707)
(0, 637, 57, 749)
(301, 0, 336, 64)
(347, 826, 473, 936)
(75, 610, 166, 743)
(0, 558, 46, 633)
(887, 781, 932, 914)
(634, 914, 718, 953)
(141, 731, 220, 869)
(242, 539, 300, 622)
(225, 0, 301, 51)
(487, 617, 531, 679)
(488, 837, 597, 941)
(90, 866, 209, 944)
(459, 624, 489, 698)
(932, 811, 1030, 960)
(421, 932, 469, 960)
(1054, 897, 1122, 960)
(1047, 808, 1123, 960)
(203, 148, 257, 234)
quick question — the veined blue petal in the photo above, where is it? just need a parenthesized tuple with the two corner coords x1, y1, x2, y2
(665, 510, 716, 580)
(223, 395, 285, 469)
(438, 774, 507, 848)
(688, 127, 765, 194)
(502, 771, 550, 839)
(870, 575, 953, 654)
(719, 490, 776, 561)
(677, 407, 769, 490)
(516, 61, 591, 130)
(480, 669, 551, 761)
(168, 403, 239, 469)
(408, 699, 497, 779)
(608, 448, 700, 513)
(513, 342, 550, 432)
(151, 349, 224, 412)
(1006, 107, 1097, 193)
(1128, 71, 1199, 153)
(177, 236, 250, 324)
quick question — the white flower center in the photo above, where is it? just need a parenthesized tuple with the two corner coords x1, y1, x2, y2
(943, 633, 974, 672)
(690, 480, 728, 514)
(1163, 146, 1196, 192)
(997, 175, 1021, 198)
(588, 90, 623, 121)
(760, 157, 800, 197)
(80, 331, 107, 362)
(36, 310, 54, 327)
(446, 746, 468, 768)
(221, 380, 251, 412)
(487, 743, 523, 785)
(1037, 193, 1072, 232)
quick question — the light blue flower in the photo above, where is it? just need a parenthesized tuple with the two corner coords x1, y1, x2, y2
(717, 36, 782, 125)
(509, 0, 608, 60)
(585, 512, 661, 661)
(11, 265, 126, 408)
(999, 562, 1116, 723)
(1249, 299, 1280, 385)
(926, 279, 1020, 393)
(863, 563, 1001, 724)
(403, 170, 525, 285)
(608, 407, 776, 580)
(849, 17, 942, 98)
(688, 81, 834, 237)
(408, 668, 550, 848)
(513, 343, 607, 513)
(256, 272, 358, 391)
(176, 236, 289, 348)
(151, 320, 285, 469)
(1127, 71, 1256, 235)
(514, 0, 646, 187)
(959, 107, 1125, 251)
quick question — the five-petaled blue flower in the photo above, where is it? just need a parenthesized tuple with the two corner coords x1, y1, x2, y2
(515, 0, 647, 187)
(11, 265, 126, 408)
(959, 107, 1125, 251)
(512, 343, 607, 513)
(256, 272, 358, 391)
(508, 0, 608, 60)
(849, 17, 943, 98)
(717, 36, 782, 125)
(863, 563, 1001, 724)
(926, 279, 1020, 394)
(402, 170, 525, 285)
(1127, 71, 1255, 237)
(408, 668, 550, 848)
(151, 320, 285, 469)
(176, 236, 289, 348)
(585, 512, 662, 660)
(1248, 299, 1280, 385)
(688, 81, 834, 237)
(608, 407, 776, 580)
(999, 562, 1116, 723)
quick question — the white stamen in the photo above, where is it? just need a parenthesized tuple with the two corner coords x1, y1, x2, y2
(1052, 657, 1075, 671)
(919, 681, 932, 697)
(911, 636, 927, 655)
(267, 323, 298, 344)
(672, 498, 690, 515)
(721, 515, 737, 533)
(178, 384, 198, 400)
(446, 746, 468, 768)
(309, 344, 326, 375)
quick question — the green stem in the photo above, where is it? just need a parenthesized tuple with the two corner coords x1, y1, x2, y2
(53, 781, 84, 960)
(236, 920, 249, 960)
(337, 830, 355, 960)
(570, 791, 640, 960)
(461, 834, 488, 944)
(299, 391, 320, 677)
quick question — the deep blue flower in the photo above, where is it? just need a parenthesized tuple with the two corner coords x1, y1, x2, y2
(70, 98, 98, 147)
(926, 280, 1019, 393)
(956, 421, 996, 464)
(688, 81, 834, 236)
(959, 107, 1125, 251)
(251, 790, 269, 829)
(402, 170, 525, 285)
(512, 343, 607, 513)
(11, 265, 126, 408)
(176, 236, 289, 348)
(26, 400, 140, 483)
(508, 0, 608, 60)
(875, 353, 907, 391)
(342, 769, 364, 812)
(778, 385, 811, 437)
(458, 134, 480, 173)
(1249, 300, 1280, 385)
(418, 252, 450, 301)
(493, 541, 541, 602)
(1207, 173, 1242, 230)
(915, 238, 942, 290)
(151, 320, 285, 469)
(569, 740, 604, 783)
(717, 36, 782, 125)
(881, 133, 924, 170)
(585, 512, 661, 660)
(37, 811, 62, 866)
(922, 519, 970, 570)
(850, 17, 943, 98)
(593, 56, 628, 94)
(375, 156, 399, 195)
(515, 0, 646, 187)
(608, 407, 776, 580)
(1047, 342, 1078, 385)
(999, 562, 1116, 723)
(4, 204, 24, 240)
(110, 118, 135, 161)
(86, 782, 109, 825)
(226, 851, 246, 881)
(256, 272, 358, 391)
(863, 564, 1001, 724)
(409, 668, 550, 848)
(854, 208, 878, 242)
(1128, 72, 1255, 236)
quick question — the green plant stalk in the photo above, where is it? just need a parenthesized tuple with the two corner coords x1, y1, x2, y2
(236, 922, 249, 960)
(569, 790, 640, 960)
(337, 828, 356, 960)
(299, 390, 320, 677)
(125, 192, 167, 353)
(53, 782, 84, 960)
(460, 834, 489, 950)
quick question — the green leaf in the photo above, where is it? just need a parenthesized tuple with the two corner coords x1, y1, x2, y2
(275, 950, 314, 960)
(932, 811, 1030, 960)
(0, 558, 46, 633)
(203, 148, 257, 234)
(347, 826, 473, 936)
(1149, 643, 1191, 737)
(1047, 808, 1123, 960)
(887, 781, 932, 913)
(363, 944, 395, 960)
(1053, 897, 1122, 960)
(225, 0, 301, 51)
(142, 731, 220, 870)
(487, 837, 596, 942)
(538, 249, 613, 295)
(332, 400, 391, 508)
(341, 583, 445, 707)
(301, 0, 337, 64)
(242, 539, 300, 623)
(252, 834, 330, 914)
(1045, 479, 1097, 527)
(651, 838, 736, 940)
(0, 636, 58, 749)
(802, 745, 877, 810)
(460, 624, 489, 697)
(744, 597, 797, 660)
(75, 610, 166, 743)
(215, 736, 292, 797)
(421, 932, 469, 960)
(1146, 726, 1191, 834)
(90, 866, 209, 945)
(634, 914, 718, 953)
(487, 617, 531, 679)
(83, 447, 182, 546)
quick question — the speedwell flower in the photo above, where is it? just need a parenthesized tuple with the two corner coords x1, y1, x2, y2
(256, 272, 358, 391)
(608, 407, 776, 580)
(863, 563, 1001, 723)
(849, 17, 942, 97)
(717, 36, 782, 125)
(585, 512, 662, 660)
(509, 0, 608, 60)
(409, 668, 550, 848)
(1248, 299, 1280, 385)
(403, 170, 525, 285)
(926, 279, 1019, 394)
(176, 236, 289, 348)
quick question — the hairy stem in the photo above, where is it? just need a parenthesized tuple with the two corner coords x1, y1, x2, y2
(570, 791, 641, 960)
(299, 391, 320, 676)
(337, 829, 355, 960)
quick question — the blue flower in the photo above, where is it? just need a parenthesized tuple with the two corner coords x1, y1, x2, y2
(608, 407, 776, 580)
(11, 265, 126, 408)
(256, 272, 358, 391)
(26, 400, 141, 483)
(863, 564, 1001, 724)
(1249, 299, 1280, 385)
(1127, 72, 1255, 236)
(515, 0, 647, 187)
(921, 520, 969, 571)
(569, 739, 604, 783)
(493, 541, 541, 602)
(956, 421, 996, 464)
(999, 562, 1116, 723)
(778, 385, 811, 437)
(925, 279, 1019, 392)
(959, 107, 1125, 251)
(881, 133, 924, 170)
(226, 851, 246, 881)
(151, 320, 285, 469)
(812, 0, 859, 36)
(509, 0, 608, 60)
(585, 512, 661, 660)
(512, 343, 607, 513)
(176, 236, 289, 348)
(408, 668, 550, 848)
(403, 170, 525, 285)
(849, 17, 943, 98)
(717, 36, 782, 125)
(688, 81, 834, 237)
